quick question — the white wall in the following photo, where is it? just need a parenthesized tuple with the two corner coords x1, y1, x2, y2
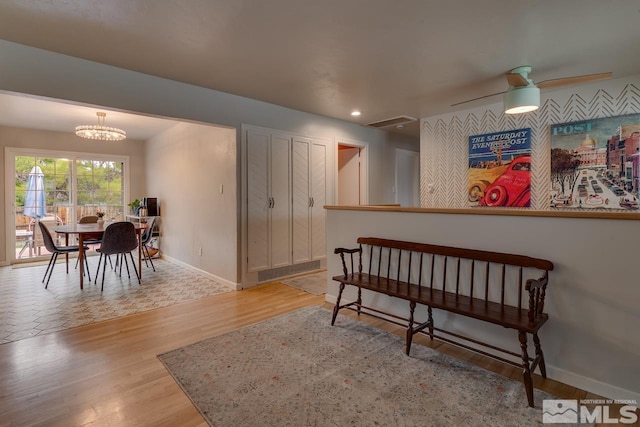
(0, 125, 146, 264)
(145, 122, 237, 286)
(325, 208, 640, 402)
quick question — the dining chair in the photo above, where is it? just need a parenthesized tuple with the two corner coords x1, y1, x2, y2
(75, 215, 102, 268)
(140, 217, 156, 272)
(95, 221, 140, 291)
(39, 221, 91, 288)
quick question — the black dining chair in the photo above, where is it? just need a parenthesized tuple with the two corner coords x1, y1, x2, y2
(39, 221, 91, 288)
(95, 221, 140, 291)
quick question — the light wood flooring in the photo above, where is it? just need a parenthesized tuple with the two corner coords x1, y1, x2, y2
(0, 281, 623, 426)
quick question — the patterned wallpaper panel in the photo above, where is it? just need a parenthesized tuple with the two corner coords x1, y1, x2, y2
(420, 77, 640, 210)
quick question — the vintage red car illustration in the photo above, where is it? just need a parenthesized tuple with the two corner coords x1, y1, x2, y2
(479, 156, 531, 207)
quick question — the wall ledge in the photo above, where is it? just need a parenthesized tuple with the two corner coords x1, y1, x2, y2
(324, 205, 640, 220)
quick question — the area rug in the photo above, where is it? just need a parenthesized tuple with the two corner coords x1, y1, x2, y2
(158, 306, 562, 426)
(280, 271, 326, 295)
(0, 258, 233, 345)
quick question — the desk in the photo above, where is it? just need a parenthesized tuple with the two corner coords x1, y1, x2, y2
(54, 222, 146, 290)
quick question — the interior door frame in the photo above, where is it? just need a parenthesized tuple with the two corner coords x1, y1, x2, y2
(335, 137, 368, 205)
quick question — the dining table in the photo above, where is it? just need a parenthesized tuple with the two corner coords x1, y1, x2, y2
(53, 221, 147, 289)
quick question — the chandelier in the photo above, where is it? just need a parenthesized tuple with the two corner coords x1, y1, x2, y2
(75, 112, 126, 141)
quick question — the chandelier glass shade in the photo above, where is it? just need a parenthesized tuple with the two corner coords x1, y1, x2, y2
(75, 112, 126, 141)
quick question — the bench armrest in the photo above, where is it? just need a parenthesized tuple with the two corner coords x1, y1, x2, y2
(525, 272, 549, 322)
(334, 246, 362, 278)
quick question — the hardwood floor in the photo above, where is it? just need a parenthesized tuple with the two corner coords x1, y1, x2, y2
(0, 281, 615, 426)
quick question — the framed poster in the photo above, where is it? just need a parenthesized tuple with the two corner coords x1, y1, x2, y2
(550, 113, 640, 210)
(468, 128, 531, 207)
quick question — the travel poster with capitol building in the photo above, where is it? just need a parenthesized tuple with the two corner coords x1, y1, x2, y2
(550, 113, 640, 210)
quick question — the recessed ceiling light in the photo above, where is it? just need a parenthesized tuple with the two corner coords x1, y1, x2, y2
(351, 111, 361, 117)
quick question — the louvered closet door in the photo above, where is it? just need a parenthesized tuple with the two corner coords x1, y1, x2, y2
(269, 135, 292, 268)
(246, 131, 271, 272)
(311, 140, 328, 260)
(292, 137, 311, 264)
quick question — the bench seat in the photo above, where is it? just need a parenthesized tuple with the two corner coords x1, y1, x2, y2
(332, 273, 548, 333)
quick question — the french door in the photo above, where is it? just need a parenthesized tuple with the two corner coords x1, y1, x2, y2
(5, 147, 129, 262)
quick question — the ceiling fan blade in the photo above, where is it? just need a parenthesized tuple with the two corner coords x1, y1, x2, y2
(450, 90, 507, 107)
(537, 72, 612, 90)
(505, 72, 529, 87)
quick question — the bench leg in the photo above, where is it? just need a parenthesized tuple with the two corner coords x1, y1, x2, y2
(533, 333, 547, 378)
(331, 282, 345, 326)
(518, 331, 535, 407)
(406, 301, 416, 355)
(427, 306, 434, 341)
(356, 287, 362, 316)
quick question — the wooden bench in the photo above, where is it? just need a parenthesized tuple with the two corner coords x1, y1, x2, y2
(331, 237, 554, 407)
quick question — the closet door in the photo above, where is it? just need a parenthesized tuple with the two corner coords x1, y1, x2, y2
(246, 130, 271, 272)
(310, 140, 328, 260)
(292, 137, 311, 264)
(269, 135, 292, 268)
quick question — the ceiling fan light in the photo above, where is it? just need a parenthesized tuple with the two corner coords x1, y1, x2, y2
(504, 86, 540, 115)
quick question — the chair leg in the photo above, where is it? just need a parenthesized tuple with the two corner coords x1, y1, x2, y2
(144, 245, 156, 272)
(84, 252, 91, 282)
(44, 253, 59, 288)
(129, 252, 141, 284)
(43, 253, 56, 288)
(43, 254, 55, 284)
(122, 254, 131, 278)
(95, 253, 103, 284)
(101, 255, 108, 292)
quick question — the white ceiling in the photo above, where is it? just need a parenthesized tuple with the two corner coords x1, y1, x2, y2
(0, 92, 179, 140)
(0, 0, 639, 138)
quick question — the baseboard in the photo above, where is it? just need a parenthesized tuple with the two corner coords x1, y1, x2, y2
(160, 254, 241, 291)
(324, 293, 639, 402)
(545, 365, 640, 402)
(0, 261, 9, 267)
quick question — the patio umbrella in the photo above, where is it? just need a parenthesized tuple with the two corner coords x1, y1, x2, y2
(23, 166, 46, 219)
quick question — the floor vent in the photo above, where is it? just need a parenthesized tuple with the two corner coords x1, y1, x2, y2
(258, 261, 321, 283)
(366, 115, 417, 128)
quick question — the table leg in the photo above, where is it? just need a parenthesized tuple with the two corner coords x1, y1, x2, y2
(79, 234, 84, 290)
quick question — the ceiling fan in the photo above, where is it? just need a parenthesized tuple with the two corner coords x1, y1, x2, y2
(451, 66, 612, 113)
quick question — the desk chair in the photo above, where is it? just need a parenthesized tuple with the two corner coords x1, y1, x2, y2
(39, 221, 90, 288)
(140, 217, 156, 272)
(95, 222, 140, 291)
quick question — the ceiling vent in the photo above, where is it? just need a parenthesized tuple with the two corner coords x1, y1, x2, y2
(366, 116, 417, 129)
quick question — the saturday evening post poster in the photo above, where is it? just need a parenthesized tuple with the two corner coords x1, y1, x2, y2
(468, 128, 531, 207)
(550, 113, 640, 211)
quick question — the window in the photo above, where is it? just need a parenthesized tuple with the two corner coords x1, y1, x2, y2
(7, 148, 129, 261)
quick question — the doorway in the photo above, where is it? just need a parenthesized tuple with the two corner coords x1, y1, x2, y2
(337, 140, 368, 205)
(395, 148, 420, 207)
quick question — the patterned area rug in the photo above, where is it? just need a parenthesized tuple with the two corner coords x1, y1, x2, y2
(280, 271, 326, 295)
(159, 306, 562, 426)
(0, 257, 233, 344)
